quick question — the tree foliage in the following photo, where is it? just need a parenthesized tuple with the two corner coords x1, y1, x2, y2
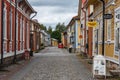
(55, 23, 66, 33)
(47, 26, 52, 35)
(39, 24, 47, 31)
(51, 30, 61, 43)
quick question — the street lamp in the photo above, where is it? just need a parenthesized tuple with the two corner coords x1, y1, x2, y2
(99, 0, 105, 56)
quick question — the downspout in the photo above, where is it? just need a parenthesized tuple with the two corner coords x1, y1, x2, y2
(81, 8, 87, 55)
(30, 12, 37, 56)
(1, 0, 4, 65)
(31, 12, 37, 19)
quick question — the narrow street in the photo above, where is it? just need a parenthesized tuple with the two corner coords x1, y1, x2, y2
(10, 47, 94, 80)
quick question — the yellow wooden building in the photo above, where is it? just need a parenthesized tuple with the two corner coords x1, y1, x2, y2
(67, 16, 81, 53)
(51, 38, 58, 47)
(83, 0, 120, 68)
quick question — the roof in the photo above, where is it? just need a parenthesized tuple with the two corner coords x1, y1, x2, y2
(67, 15, 80, 29)
(20, 0, 36, 13)
(51, 38, 58, 41)
(40, 30, 48, 36)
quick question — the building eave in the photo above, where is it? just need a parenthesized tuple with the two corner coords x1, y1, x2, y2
(21, 0, 36, 13)
(67, 15, 80, 29)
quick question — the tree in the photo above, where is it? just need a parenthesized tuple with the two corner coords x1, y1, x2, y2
(39, 24, 47, 31)
(51, 30, 61, 43)
(47, 26, 52, 35)
(55, 22, 66, 33)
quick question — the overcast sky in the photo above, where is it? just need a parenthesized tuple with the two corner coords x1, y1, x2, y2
(28, 0, 79, 29)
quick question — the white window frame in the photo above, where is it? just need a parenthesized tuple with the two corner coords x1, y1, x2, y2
(3, 3, 7, 40)
(114, 22, 120, 55)
(16, 13, 18, 41)
(20, 16, 22, 41)
(99, 16, 103, 42)
(23, 19, 25, 49)
(27, 22, 29, 49)
(10, 8, 12, 41)
(107, 19, 111, 41)
(114, 7, 120, 56)
(107, 10, 112, 41)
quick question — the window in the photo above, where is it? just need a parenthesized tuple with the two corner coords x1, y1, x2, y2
(27, 22, 29, 49)
(114, 7, 120, 55)
(107, 19, 111, 40)
(99, 16, 103, 41)
(16, 13, 18, 41)
(94, 29, 99, 55)
(20, 16, 22, 41)
(115, 23, 120, 53)
(107, 10, 111, 40)
(10, 9, 12, 40)
(115, 27, 119, 52)
(20, 16, 23, 50)
(3, 4, 7, 39)
(23, 19, 25, 42)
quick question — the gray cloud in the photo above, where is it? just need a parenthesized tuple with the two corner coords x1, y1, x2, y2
(28, 0, 78, 7)
(28, 0, 79, 29)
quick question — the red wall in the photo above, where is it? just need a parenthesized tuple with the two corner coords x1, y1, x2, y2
(1, 0, 31, 54)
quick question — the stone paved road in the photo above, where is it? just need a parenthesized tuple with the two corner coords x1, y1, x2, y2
(10, 47, 95, 80)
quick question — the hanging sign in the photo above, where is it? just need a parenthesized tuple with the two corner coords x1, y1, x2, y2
(79, 35, 83, 39)
(104, 14, 113, 19)
(87, 21, 98, 27)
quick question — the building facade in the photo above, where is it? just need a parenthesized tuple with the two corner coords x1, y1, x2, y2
(79, 0, 120, 68)
(0, 0, 36, 63)
(67, 16, 81, 53)
(61, 31, 67, 48)
(40, 30, 49, 47)
(30, 19, 41, 52)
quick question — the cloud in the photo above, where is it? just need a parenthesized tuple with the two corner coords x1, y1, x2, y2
(28, 0, 78, 7)
(28, 0, 79, 29)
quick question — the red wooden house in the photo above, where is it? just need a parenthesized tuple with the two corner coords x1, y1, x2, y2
(0, 0, 36, 63)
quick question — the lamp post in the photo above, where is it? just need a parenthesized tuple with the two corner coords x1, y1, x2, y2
(99, 0, 105, 56)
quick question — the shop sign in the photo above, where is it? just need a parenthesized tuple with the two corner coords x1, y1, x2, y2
(104, 14, 113, 19)
(87, 21, 98, 27)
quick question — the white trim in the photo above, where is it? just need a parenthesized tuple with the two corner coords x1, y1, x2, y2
(0, 50, 25, 59)
(98, 40, 114, 44)
(105, 56, 119, 64)
(93, 0, 116, 18)
(107, 19, 112, 41)
(10, 8, 13, 41)
(16, 13, 19, 41)
(7, 0, 31, 19)
(3, 3, 7, 40)
(27, 22, 29, 49)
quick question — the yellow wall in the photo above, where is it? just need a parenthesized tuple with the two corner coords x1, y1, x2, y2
(77, 20, 81, 48)
(52, 40, 58, 47)
(61, 33, 64, 45)
(92, 0, 119, 63)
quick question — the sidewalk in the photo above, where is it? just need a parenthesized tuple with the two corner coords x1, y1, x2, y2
(76, 54, 120, 80)
(0, 57, 34, 80)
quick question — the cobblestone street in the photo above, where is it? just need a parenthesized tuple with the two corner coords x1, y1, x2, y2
(10, 47, 94, 80)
